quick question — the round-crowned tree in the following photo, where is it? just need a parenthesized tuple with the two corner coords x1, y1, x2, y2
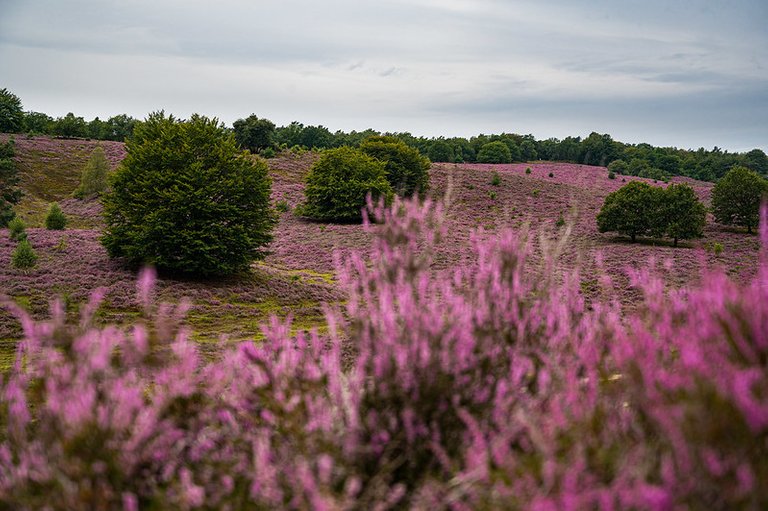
(660, 183, 706, 247)
(360, 136, 430, 196)
(477, 141, 512, 164)
(101, 112, 275, 276)
(597, 181, 664, 242)
(299, 146, 393, 222)
(711, 165, 768, 233)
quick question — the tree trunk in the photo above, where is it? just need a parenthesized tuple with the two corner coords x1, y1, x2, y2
(631, 233, 636, 242)
(673, 237, 678, 247)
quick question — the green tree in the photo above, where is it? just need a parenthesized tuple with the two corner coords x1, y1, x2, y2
(477, 141, 512, 164)
(74, 146, 110, 198)
(660, 184, 706, 247)
(52, 113, 88, 138)
(520, 140, 538, 161)
(597, 181, 663, 242)
(0, 88, 24, 133)
(742, 149, 768, 175)
(233, 114, 276, 153)
(299, 146, 393, 222)
(101, 112, 275, 276)
(0, 140, 21, 227)
(11, 239, 37, 270)
(45, 203, 67, 230)
(607, 160, 628, 175)
(711, 166, 768, 233)
(105, 114, 138, 141)
(22, 111, 53, 134)
(427, 140, 454, 163)
(360, 136, 430, 196)
(7, 216, 26, 241)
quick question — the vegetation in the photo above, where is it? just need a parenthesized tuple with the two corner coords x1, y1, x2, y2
(598, 181, 706, 245)
(73, 146, 110, 198)
(2, 198, 767, 509)
(44, 202, 67, 230)
(299, 146, 392, 222)
(101, 112, 275, 276)
(359, 136, 430, 196)
(7, 216, 26, 241)
(0, 88, 24, 133)
(490, 171, 501, 186)
(0, 139, 20, 226)
(233, 114, 276, 153)
(477, 140, 512, 163)
(11, 239, 37, 269)
(712, 165, 768, 233)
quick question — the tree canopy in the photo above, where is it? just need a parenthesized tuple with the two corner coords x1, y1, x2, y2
(0, 88, 24, 133)
(102, 112, 275, 276)
(711, 166, 768, 233)
(360, 136, 430, 196)
(233, 114, 276, 153)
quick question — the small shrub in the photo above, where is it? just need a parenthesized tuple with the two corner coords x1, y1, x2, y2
(261, 147, 276, 159)
(525, 167, 532, 174)
(73, 146, 109, 198)
(532, 189, 540, 197)
(608, 171, 616, 180)
(275, 199, 290, 213)
(555, 213, 565, 227)
(44, 203, 67, 230)
(55, 236, 67, 252)
(548, 172, 554, 178)
(490, 171, 501, 186)
(713, 242, 724, 255)
(8, 216, 26, 241)
(11, 239, 37, 269)
(489, 191, 497, 200)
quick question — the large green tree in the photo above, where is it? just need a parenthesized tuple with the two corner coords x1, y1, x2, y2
(659, 184, 706, 247)
(299, 146, 393, 222)
(711, 166, 768, 233)
(477, 141, 512, 164)
(360, 136, 430, 196)
(0, 88, 23, 133)
(233, 114, 276, 153)
(597, 181, 664, 242)
(102, 112, 275, 276)
(0, 140, 21, 226)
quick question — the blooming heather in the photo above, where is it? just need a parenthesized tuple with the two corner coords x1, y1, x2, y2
(0, 199, 767, 509)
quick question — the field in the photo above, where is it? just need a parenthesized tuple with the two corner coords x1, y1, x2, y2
(0, 135, 761, 368)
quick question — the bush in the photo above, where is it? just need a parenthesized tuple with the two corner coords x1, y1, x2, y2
(73, 146, 110, 198)
(3, 201, 768, 509)
(712, 165, 768, 233)
(275, 199, 290, 213)
(608, 171, 616, 179)
(0, 140, 21, 227)
(548, 172, 554, 178)
(597, 181, 663, 242)
(101, 112, 275, 277)
(607, 159, 628, 175)
(11, 238, 37, 269)
(477, 141, 512, 164)
(360, 136, 430, 196)
(525, 167, 532, 174)
(7, 216, 26, 241)
(300, 146, 393, 222)
(490, 171, 501, 186)
(261, 147, 276, 159)
(44, 202, 67, 230)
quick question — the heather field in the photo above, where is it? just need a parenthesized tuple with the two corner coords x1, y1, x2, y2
(1, 136, 767, 509)
(0, 136, 761, 368)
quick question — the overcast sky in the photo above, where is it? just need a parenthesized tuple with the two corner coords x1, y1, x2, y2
(1, 0, 766, 151)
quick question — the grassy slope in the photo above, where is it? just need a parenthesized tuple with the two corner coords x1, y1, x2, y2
(0, 137, 761, 368)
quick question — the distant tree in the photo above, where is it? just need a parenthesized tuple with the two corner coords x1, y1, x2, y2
(102, 112, 275, 276)
(499, 138, 522, 162)
(74, 146, 110, 198)
(52, 113, 88, 138)
(581, 132, 619, 167)
(299, 146, 392, 222)
(477, 141, 512, 164)
(607, 160, 628, 175)
(711, 166, 768, 233)
(22, 111, 54, 134)
(45, 203, 67, 230)
(360, 136, 430, 196)
(659, 184, 706, 247)
(105, 114, 138, 141)
(597, 181, 663, 242)
(520, 140, 538, 161)
(0, 88, 24, 133)
(300, 125, 334, 149)
(274, 121, 304, 148)
(0, 139, 21, 227)
(233, 114, 276, 153)
(742, 149, 768, 175)
(428, 140, 454, 163)
(87, 117, 111, 140)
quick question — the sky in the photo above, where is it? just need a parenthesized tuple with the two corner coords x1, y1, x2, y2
(0, 0, 766, 152)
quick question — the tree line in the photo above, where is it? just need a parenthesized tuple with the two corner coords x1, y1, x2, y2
(2, 88, 765, 183)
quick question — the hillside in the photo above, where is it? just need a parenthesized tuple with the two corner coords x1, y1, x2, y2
(0, 136, 761, 366)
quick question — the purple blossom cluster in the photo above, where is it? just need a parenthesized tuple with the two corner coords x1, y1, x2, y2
(1, 197, 766, 509)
